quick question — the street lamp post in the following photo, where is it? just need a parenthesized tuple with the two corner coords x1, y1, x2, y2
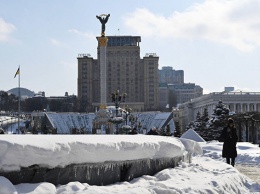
(111, 90, 126, 134)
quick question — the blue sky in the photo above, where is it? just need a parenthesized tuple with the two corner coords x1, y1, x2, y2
(1, 0, 260, 96)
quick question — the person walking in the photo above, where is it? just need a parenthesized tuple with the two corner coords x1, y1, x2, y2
(219, 118, 238, 167)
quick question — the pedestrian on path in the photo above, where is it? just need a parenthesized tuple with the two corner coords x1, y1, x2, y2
(219, 118, 238, 166)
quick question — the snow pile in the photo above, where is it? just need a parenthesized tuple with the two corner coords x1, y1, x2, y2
(1, 157, 259, 194)
(179, 138, 203, 155)
(0, 136, 260, 194)
(0, 135, 188, 171)
(181, 129, 206, 142)
(0, 176, 18, 194)
(54, 157, 259, 194)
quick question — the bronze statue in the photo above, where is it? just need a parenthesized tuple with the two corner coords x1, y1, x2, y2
(96, 14, 110, 36)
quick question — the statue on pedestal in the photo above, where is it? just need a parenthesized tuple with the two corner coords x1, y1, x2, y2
(96, 14, 110, 36)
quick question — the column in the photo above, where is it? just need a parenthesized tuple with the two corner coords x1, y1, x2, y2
(236, 103, 239, 113)
(98, 36, 108, 107)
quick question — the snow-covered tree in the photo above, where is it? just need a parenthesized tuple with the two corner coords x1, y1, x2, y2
(186, 102, 230, 141)
(201, 107, 209, 123)
(186, 110, 209, 140)
(196, 107, 210, 140)
(206, 100, 230, 141)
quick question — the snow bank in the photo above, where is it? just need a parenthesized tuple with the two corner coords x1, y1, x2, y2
(179, 138, 203, 155)
(180, 129, 206, 142)
(0, 137, 260, 194)
(0, 176, 18, 194)
(1, 157, 259, 194)
(0, 135, 187, 172)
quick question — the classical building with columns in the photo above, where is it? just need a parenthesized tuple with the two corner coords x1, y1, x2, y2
(178, 90, 260, 132)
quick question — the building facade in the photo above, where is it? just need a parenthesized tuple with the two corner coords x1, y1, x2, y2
(178, 90, 260, 134)
(78, 36, 159, 112)
(158, 66, 203, 109)
(158, 83, 169, 110)
(158, 66, 184, 84)
(169, 83, 203, 105)
(168, 83, 203, 106)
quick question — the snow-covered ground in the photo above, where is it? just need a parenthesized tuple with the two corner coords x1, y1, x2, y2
(0, 135, 260, 194)
(200, 140, 260, 165)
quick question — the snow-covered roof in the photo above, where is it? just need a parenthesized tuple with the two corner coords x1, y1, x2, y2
(0, 116, 25, 127)
(44, 112, 174, 134)
(132, 112, 174, 132)
(45, 112, 95, 133)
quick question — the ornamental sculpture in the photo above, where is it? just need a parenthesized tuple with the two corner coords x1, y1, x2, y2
(96, 14, 110, 36)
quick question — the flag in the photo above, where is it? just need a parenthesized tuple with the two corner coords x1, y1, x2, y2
(14, 67, 20, 78)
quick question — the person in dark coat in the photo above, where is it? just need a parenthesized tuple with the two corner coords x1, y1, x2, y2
(219, 118, 238, 166)
(0, 128, 5, 134)
(164, 124, 173, 136)
(128, 127, 138, 135)
(147, 127, 159, 135)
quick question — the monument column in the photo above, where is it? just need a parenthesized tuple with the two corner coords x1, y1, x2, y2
(98, 36, 108, 106)
(96, 14, 110, 107)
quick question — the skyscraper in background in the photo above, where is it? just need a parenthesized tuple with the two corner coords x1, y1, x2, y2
(159, 66, 184, 84)
(158, 66, 203, 109)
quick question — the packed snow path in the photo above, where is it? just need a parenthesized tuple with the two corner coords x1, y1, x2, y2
(236, 164, 260, 184)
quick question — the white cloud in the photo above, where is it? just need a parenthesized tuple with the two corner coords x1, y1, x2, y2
(124, 0, 260, 52)
(68, 29, 95, 40)
(0, 18, 16, 42)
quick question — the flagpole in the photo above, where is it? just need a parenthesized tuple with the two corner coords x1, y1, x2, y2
(18, 65, 20, 134)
